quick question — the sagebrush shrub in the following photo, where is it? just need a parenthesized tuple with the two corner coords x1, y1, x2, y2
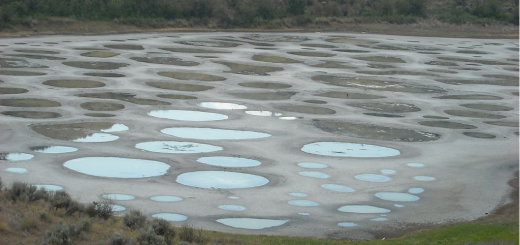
(124, 210, 146, 230)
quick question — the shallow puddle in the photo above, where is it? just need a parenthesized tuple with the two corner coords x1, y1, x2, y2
(311, 61, 356, 69)
(462, 132, 496, 139)
(273, 105, 336, 115)
(152, 213, 187, 221)
(149, 110, 227, 122)
(288, 51, 335, 57)
(288, 200, 319, 207)
(289, 193, 307, 197)
(214, 61, 283, 76)
(407, 163, 424, 168)
(325, 38, 378, 45)
(161, 127, 271, 140)
(31, 146, 78, 154)
(243, 34, 308, 42)
(80, 51, 119, 58)
(14, 49, 59, 54)
(245, 111, 283, 117)
(83, 72, 125, 77)
(160, 47, 228, 54)
(131, 57, 199, 66)
(63, 61, 129, 70)
(230, 92, 296, 101)
(198, 102, 247, 110)
(197, 156, 261, 167)
(219, 205, 246, 211)
(301, 142, 400, 158)
(338, 205, 391, 214)
(102, 194, 135, 201)
(364, 112, 404, 118)
(297, 162, 328, 169)
(216, 218, 288, 230)
(435, 79, 517, 86)
(0, 99, 61, 107)
(36, 185, 63, 191)
(408, 188, 424, 194)
(5, 168, 27, 173)
(135, 141, 223, 154)
(484, 121, 519, 127)
(375, 192, 419, 202)
(380, 170, 396, 175)
(321, 184, 355, 192)
(338, 222, 358, 227)
(437, 57, 513, 66)
(78, 92, 170, 105)
(425, 61, 458, 66)
(151, 196, 183, 202)
(159, 71, 225, 81)
(0, 153, 34, 161)
(313, 120, 441, 142)
(104, 44, 144, 50)
(371, 218, 388, 221)
(238, 82, 292, 89)
(176, 171, 269, 189)
(64, 157, 170, 178)
(312, 75, 445, 93)
(355, 174, 392, 182)
(146, 82, 214, 92)
(423, 115, 449, 119)
(0, 70, 47, 76)
(80, 102, 125, 111)
(333, 49, 370, 53)
(418, 121, 477, 129)
(43, 79, 105, 88)
(315, 91, 385, 100)
(349, 102, 421, 113)
(156, 94, 197, 100)
(459, 104, 514, 111)
(414, 176, 436, 181)
(178, 40, 240, 48)
(2, 111, 62, 119)
(301, 43, 337, 48)
(443, 110, 505, 119)
(5, 54, 66, 60)
(252, 55, 303, 64)
(434, 94, 503, 100)
(31, 122, 127, 142)
(356, 70, 436, 76)
(299, 171, 330, 179)
(303, 100, 327, 104)
(354, 56, 406, 63)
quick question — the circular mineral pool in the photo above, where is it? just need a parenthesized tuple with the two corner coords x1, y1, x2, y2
(161, 127, 271, 140)
(148, 110, 228, 121)
(5, 168, 27, 173)
(414, 176, 436, 181)
(216, 218, 288, 230)
(136, 141, 223, 154)
(36, 185, 63, 191)
(408, 188, 424, 194)
(321, 184, 355, 192)
(198, 102, 247, 110)
(176, 171, 269, 189)
(150, 196, 183, 202)
(394, 204, 404, 208)
(407, 163, 425, 168)
(152, 213, 188, 221)
(288, 200, 320, 207)
(245, 111, 283, 116)
(64, 157, 170, 178)
(100, 123, 129, 132)
(228, 196, 240, 200)
(375, 192, 420, 202)
(338, 205, 391, 214)
(1, 153, 34, 161)
(298, 213, 310, 216)
(371, 218, 388, 221)
(289, 193, 308, 197)
(301, 142, 400, 158)
(111, 205, 126, 212)
(297, 162, 328, 169)
(355, 174, 392, 182)
(299, 171, 330, 179)
(31, 146, 78, 154)
(219, 205, 246, 211)
(380, 169, 396, 175)
(72, 133, 119, 143)
(338, 222, 358, 227)
(197, 156, 261, 167)
(102, 194, 135, 201)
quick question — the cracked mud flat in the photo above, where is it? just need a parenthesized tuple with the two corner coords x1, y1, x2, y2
(0, 32, 518, 240)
